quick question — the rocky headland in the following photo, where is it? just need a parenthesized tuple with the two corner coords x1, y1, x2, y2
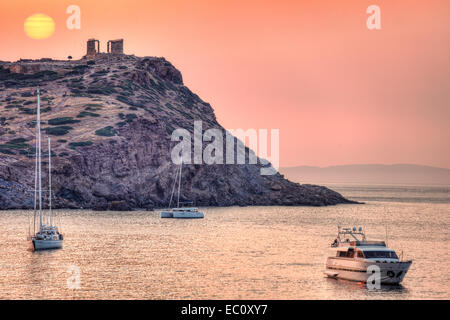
(0, 49, 355, 210)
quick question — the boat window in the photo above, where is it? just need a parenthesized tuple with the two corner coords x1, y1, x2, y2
(363, 251, 398, 259)
(338, 251, 347, 257)
(357, 251, 365, 258)
(346, 250, 355, 258)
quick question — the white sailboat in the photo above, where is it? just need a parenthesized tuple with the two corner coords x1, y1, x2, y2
(160, 158, 204, 219)
(29, 88, 63, 250)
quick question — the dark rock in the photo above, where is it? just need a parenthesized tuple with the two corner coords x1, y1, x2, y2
(108, 200, 131, 211)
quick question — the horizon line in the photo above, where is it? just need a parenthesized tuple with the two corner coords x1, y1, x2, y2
(280, 163, 450, 170)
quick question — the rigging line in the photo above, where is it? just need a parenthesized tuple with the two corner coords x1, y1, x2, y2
(58, 209, 62, 233)
(33, 122, 38, 235)
(168, 163, 179, 209)
(177, 156, 182, 208)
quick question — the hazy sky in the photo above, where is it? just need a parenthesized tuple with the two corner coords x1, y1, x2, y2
(1, 0, 449, 168)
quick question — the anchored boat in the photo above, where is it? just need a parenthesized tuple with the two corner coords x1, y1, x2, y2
(28, 88, 64, 250)
(324, 226, 412, 284)
(160, 158, 204, 219)
(162, 203, 204, 219)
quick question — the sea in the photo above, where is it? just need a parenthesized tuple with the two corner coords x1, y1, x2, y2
(0, 184, 448, 299)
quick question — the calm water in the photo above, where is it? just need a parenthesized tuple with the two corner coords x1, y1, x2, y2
(328, 184, 450, 204)
(0, 185, 449, 299)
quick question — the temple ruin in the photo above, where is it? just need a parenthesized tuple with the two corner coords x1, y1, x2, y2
(107, 39, 124, 54)
(85, 38, 124, 59)
(86, 38, 100, 58)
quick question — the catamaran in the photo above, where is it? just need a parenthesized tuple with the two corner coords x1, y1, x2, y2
(324, 226, 412, 284)
(28, 88, 63, 250)
(160, 158, 204, 219)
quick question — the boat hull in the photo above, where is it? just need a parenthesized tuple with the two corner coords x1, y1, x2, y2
(160, 210, 204, 219)
(32, 239, 63, 251)
(161, 211, 173, 218)
(325, 257, 412, 284)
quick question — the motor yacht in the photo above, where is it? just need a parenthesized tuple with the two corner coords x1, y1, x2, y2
(324, 226, 412, 284)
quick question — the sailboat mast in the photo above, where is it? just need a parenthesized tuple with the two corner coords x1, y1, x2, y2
(48, 137, 52, 226)
(33, 135, 38, 234)
(37, 87, 42, 229)
(177, 156, 182, 208)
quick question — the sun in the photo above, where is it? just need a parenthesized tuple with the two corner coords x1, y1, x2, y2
(24, 14, 55, 40)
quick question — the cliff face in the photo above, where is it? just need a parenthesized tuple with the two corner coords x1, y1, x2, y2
(0, 54, 354, 210)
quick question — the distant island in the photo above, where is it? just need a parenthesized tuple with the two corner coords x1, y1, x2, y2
(280, 164, 450, 186)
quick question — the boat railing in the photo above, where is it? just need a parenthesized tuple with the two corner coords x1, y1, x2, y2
(352, 240, 386, 246)
(173, 207, 198, 212)
(179, 201, 194, 207)
(334, 240, 386, 247)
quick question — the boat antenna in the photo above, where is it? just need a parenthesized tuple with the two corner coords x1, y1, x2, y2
(385, 225, 389, 247)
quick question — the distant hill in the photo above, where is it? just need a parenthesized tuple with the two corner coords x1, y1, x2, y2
(279, 164, 450, 186)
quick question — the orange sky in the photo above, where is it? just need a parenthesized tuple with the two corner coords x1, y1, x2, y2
(1, 0, 449, 168)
